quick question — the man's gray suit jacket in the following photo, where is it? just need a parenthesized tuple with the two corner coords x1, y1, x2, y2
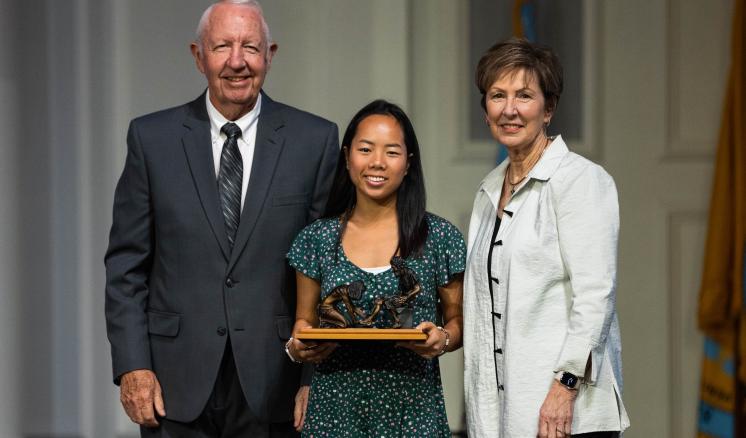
(105, 91, 339, 423)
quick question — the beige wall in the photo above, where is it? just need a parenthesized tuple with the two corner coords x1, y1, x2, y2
(0, 0, 731, 436)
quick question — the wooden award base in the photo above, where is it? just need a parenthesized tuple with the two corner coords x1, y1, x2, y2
(296, 328, 427, 341)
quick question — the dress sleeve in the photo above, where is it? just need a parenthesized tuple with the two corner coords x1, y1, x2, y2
(434, 218, 467, 287)
(287, 222, 322, 281)
(550, 162, 619, 384)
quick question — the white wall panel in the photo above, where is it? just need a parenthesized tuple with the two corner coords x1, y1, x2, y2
(666, 0, 732, 159)
(263, 0, 410, 132)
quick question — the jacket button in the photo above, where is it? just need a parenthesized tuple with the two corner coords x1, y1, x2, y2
(499, 384, 505, 391)
(225, 278, 234, 288)
(217, 327, 227, 336)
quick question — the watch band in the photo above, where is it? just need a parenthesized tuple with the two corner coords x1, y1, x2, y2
(285, 337, 302, 364)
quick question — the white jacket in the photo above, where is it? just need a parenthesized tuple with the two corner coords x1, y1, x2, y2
(463, 136, 630, 437)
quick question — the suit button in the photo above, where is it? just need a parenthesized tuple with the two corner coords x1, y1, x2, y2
(225, 278, 234, 288)
(217, 327, 227, 336)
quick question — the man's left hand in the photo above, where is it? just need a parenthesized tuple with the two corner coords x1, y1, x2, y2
(119, 369, 166, 428)
(293, 385, 310, 432)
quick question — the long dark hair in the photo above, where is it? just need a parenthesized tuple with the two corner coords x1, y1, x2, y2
(323, 99, 428, 259)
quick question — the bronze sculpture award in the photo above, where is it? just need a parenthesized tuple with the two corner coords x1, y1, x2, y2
(298, 256, 427, 341)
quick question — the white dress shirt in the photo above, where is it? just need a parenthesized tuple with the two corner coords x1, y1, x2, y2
(463, 136, 630, 436)
(206, 91, 261, 212)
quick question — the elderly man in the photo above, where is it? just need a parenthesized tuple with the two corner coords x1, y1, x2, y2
(104, 1, 338, 436)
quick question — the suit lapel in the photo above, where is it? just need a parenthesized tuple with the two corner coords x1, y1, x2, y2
(181, 94, 231, 260)
(228, 94, 285, 271)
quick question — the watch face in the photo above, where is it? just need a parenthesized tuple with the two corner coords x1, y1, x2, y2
(561, 372, 578, 388)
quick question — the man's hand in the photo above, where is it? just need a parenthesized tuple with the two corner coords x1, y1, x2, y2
(537, 380, 577, 438)
(120, 369, 166, 427)
(293, 385, 310, 432)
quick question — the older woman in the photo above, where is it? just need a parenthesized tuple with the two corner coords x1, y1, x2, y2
(463, 38, 630, 438)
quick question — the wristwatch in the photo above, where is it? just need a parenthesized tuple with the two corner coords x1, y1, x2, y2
(554, 371, 580, 390)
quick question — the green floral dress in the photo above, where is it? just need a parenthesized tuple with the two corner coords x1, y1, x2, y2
(287, 213, 466, 437)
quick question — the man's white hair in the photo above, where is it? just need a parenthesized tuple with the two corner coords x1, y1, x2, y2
(195, 0, 272, 51)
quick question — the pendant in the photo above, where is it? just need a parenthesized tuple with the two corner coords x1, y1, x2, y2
(510, 187, 516, 195)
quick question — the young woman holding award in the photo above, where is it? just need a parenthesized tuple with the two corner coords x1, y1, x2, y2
(285, 100, 465, 437)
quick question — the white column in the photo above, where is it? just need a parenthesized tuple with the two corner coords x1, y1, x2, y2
(0, 1, 21, 436)
(46, 0, 83, 433)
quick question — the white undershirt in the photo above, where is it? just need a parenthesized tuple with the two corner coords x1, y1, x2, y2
(359, 265, 391, 274)
(206, 91, 261, 212)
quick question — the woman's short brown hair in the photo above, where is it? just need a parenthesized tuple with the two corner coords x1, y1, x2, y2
(475, 37, 563, 113)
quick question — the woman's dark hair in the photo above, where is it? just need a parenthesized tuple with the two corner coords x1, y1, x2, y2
(475, 37, 563, 114)
(323, 99, 428, 259)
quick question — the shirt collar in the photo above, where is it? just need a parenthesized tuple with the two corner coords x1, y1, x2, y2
(477, 135, 569, 207)
(479, 160, 509, 209)
(205, 90, 262, 140)
(527, 134, 568, 181)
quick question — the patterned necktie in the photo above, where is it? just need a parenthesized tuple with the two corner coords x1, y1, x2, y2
(218, 122, 243, 248)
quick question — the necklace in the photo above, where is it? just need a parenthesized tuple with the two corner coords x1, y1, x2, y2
(506, 136, 552, 195)
(507, 172, 527, 195)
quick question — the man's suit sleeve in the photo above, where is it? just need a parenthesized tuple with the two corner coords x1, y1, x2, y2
(105, 120, 154, 384)
(307, 123, 340, 223)
(301, 121, 339, 386)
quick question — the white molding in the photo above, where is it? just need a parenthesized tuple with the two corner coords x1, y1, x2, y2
(667, 211, 707, 438)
